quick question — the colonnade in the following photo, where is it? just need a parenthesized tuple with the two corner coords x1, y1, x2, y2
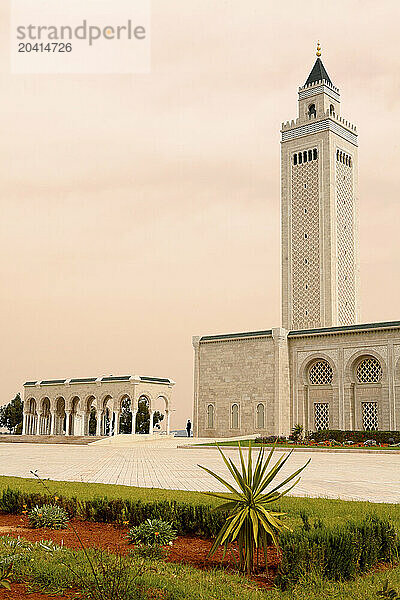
(22, 394, 172, 437)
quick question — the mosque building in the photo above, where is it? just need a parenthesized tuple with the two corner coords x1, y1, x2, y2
(193, 45, 400, 438)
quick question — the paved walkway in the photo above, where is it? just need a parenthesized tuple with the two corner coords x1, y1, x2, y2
(0, 441, 398, 503)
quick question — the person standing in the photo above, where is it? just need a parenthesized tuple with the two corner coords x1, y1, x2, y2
(186, 419, 192, 437)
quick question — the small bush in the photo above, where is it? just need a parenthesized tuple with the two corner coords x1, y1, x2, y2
(28, 504, 69, 529)
(127, 518, 177, 546)
(0, 487, 23, 514)
(308, 430, 400, 444)
(0, 487, 227, 538)
(276, 515, 398, 589)
(255, 435, 287, 444)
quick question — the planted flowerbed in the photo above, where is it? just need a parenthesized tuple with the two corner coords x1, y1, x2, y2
(0, 509, 398, 597)
(0, 514, 279, 585)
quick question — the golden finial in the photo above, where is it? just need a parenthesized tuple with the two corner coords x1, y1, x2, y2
(316, 41, 321, 57)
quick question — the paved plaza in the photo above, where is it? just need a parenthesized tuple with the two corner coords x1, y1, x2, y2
(0, 441, 398, 503)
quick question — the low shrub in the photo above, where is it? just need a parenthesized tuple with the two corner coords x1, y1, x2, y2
(254, 436, 287, 444)
(308, 430, 400, 444)
(276, 515, 398, 589)
(28, 504, 69, 529)
(127, 518, 177, 546)
(0, 487, 226, 538)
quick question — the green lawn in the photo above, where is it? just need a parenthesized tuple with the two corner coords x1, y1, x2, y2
(0, 475, 219, 506)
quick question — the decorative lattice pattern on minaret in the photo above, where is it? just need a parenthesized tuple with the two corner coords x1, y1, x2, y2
(336, 153, 356, 325)
(291, 154, 320, 329)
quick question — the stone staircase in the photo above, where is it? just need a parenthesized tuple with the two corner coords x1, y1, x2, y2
(0, 435, 105, 445)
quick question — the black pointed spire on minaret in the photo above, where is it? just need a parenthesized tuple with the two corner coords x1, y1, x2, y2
(305, 42, 332, 86)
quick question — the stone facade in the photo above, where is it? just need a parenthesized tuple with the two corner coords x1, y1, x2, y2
(194, 322, 400, 438)
(22, 375, 174, 437)
(193, 50, 399, 438)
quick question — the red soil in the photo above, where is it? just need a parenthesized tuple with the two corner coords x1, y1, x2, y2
(0, 582, 74, 600)
(0, 514, 279, 589)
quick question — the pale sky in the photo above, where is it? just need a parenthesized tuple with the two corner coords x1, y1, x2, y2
(1, 0, 400, 428)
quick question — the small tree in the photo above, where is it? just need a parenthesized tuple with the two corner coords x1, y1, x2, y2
(136, 399, 164, 434)
(120, 398, 133, 434)
(0, 393, 23, 434)
(88, 407, 97, 436)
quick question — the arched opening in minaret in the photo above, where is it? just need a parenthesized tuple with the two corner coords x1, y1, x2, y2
(308, 103, 316, 118)
(330, 104, 335, 115)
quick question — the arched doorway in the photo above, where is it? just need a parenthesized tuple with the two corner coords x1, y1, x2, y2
(40, 398, 51, 435)
(102, 395, 113, 436)
(136, 395, 152, 434)
(55, 397, 66, 435)
(120, 396, 133, 434)
(86, 396, 97, 436)
(70, 396, 80, 436)
(152, 395, 169, 435)
(26, 398, 38, 435)
(88, 407, 97, 435)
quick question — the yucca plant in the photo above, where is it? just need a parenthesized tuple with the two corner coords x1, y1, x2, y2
(199, 442, 310, 575)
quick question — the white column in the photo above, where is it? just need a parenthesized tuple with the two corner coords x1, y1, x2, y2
(50, 412, 56, 435)
(96, 413, 101, 436)
(26, 415, 31, 435)
(131, 410, 137, 434)
(65, 411, 71, 435)
(73, 413, 81, 436)
(22, 414, 27, 435)
(166, 411, 171, 435)
(149, 410, 154, 435)
(113, 412, 120, 436)
(82, 413, 87, 436)
(33, 415, 38, 435)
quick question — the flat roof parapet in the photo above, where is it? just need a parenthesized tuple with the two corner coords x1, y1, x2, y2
(200, 330, 273, 342)
(140, 376, 171, 383)
(288, 320, 400, 337)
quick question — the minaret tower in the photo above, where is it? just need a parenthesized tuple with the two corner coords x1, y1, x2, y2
(281, 43, 359, 331)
